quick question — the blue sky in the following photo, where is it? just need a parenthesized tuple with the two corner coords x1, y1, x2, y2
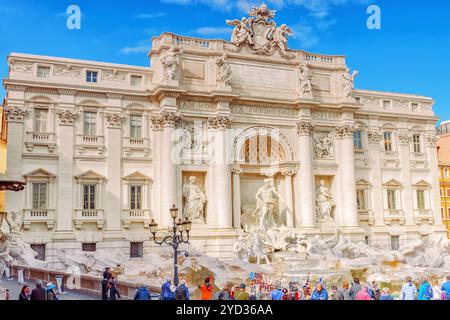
(1, 0, 449, 122)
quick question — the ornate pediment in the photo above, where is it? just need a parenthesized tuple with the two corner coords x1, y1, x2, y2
(75, 170, 106, 182)
(23, 168, 56, 181)
(123, 171, 150, 183)
(226, 3, 294, 58)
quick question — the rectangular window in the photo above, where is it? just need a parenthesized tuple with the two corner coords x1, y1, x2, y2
(391, 236, 400, 251)
(32, 183, 47, 210)
(413, 134, 421, 153)
(130, 185, 142, 210)
(354, 97, 361, 104)
(387, 189, 397, 210)
(34, 109, 48, 133)
(30, 244, 46, 261)
(130, 242, 144, 259)
(411, 103, 419, 112)
(384, 132, 393, 152)
(130, 75, 142, 87)
(447, 189, 450, 197)
(83, 111, 97, 136)
(445, 169, 449, 179)
(356, 189, 367, 210)
(365, 236, 369, 245)
(130, 115, 142, 138)
(37, 66, 50, 78)
(82, 243, 97, 252)
(83, 185, 96, 210)
(383, 100, 391, 109)
(441, 188, 444, 197)
(86, 71, 98, 83)
(354, 130, 363, 150)
(416, 190, 426, 210)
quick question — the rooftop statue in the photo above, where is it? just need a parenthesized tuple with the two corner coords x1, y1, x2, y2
(226, 3, 295, 59)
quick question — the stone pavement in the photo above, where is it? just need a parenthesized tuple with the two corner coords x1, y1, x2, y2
(0, 275, 97, 300)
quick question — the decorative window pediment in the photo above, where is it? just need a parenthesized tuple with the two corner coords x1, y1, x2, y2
(75, 170, 106, 183)
(383, 179, 402, 188)
(23, 168, 56, 182)
(356, 179, 372, 189)
(123, 171, 150, 184)
(413, 180, 431, 189)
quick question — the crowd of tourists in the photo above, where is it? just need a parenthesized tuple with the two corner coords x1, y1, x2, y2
(157, 275, 450, 301)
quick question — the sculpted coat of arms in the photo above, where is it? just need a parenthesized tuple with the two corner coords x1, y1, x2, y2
(226, 3, 294, 59)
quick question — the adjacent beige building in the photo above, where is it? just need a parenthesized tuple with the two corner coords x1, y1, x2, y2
(3, 5, 447, 266)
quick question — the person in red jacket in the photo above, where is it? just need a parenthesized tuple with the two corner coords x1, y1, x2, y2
(200, 277, 213, 300)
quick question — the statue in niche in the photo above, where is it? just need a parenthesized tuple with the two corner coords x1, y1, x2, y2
(299, 62, 312, 96)
(161, 46, 183, 81)
(315, 180, 335, 222)
(314, 132, 334, 159)
(215, 54, 232, 86)
(182, 176, 207, 224)
(253, 178, 284, 231)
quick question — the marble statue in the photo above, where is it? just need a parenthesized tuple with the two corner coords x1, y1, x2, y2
(215, 54, 232, 86)
(161, 47, 183, 81)
(0, 232, 13, 283)
(315, 180, 335, 222)
(314, 132, 334, 159)
(343, 70, 358, 98)
(250, 228, 271, 265)
(182, 176, 207, 224)
(254, 178, 284, 232)
(226, 4, 294, 58)
(298, 62, 312, 96)
(226, 18, 253, 48)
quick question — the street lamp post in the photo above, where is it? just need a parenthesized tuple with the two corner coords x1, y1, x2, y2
(149, 204, 192, 287)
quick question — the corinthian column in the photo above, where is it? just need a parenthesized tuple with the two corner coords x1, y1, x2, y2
(155, 111, 181, 227)
(296, 120, 316, 228)
(209, 115, 232, 229)
(336, 123, 359, 227)
(282, 167, 297, 228)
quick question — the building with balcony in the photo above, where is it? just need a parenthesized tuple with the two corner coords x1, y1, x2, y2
(3, 5, 447, 266)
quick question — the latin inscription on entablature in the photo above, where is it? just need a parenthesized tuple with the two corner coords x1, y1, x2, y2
(179, 100, 216, 112)
(231, 105, 298, 118)
(311, 75, 331, 92)
(182, 61, 205, 80)
(312, 111, 340, 121)
(230, 63, 295, 90)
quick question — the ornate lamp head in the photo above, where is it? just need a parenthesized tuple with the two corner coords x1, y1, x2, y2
(176, 219, 184, 233)
(170, 205, 178, 220)
(183, 218, 192, 233)
(149, 219, 158, 235)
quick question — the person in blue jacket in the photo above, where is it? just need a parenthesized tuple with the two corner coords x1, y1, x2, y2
(418, 276, 433, 301)
(270, 286, 284, 300)
(161, 278, 176, 300)
(134, 283, 151, 301)
(311, 283, 328, 300)
(442, 276, 450, 300)
(175, 280, 190, 300)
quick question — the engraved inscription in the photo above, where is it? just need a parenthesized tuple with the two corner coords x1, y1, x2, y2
(230, 63, 295, 90)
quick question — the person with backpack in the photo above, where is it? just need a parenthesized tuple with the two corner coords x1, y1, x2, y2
(175, 280, 190, 301)
(134, 283, 151, 301)
(235, 284, 250, 300)
(441, 275, 450, 300)
(161, 278, 176, 300)
(214, 284, 231, 300)
(418, 276, 433, 301)
(107, 278, 121, 300)
(401, 277, 417, 300)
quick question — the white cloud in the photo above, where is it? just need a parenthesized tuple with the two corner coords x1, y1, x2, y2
(119, 40, 152, 54)
(135, 12, 166, 19)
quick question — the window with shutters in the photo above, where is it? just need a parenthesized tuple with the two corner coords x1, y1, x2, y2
(130, 242, 144, 258)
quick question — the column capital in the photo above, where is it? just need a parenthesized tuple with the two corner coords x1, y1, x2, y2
(56, 109, 78, 126)
(208, 115, 231, 130)
(296, 119, 315, 136)
(4, 106, 28, 122)
(426, 134, 437, 147)
(281, 167, 297, 176)
(105, 112, 125, 129)
(151, 111, 182, 129)
(335, 123, 355, 139)
(398, 133, 412, 145)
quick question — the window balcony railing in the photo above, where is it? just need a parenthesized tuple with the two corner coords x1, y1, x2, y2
(384, 209, 405, 225)
(413, 209, 434, 225)
(74, 209, 105, 229)
(123, 137, 151, 157)
(381, 151, 399, 159)
(121, 209, 151, 229)
(23, 209, 55, 230)
(75, 135, 105, 155)
(25, 132, 56, 153)
(358, 209, 374, 225)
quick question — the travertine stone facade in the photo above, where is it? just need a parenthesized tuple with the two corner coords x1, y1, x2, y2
(3, 7, 447, 264)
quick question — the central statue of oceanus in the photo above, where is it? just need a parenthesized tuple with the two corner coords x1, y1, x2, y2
(226, 3, 294, 58)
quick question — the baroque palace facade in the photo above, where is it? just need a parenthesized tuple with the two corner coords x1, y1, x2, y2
(3, 5, 446, 265)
